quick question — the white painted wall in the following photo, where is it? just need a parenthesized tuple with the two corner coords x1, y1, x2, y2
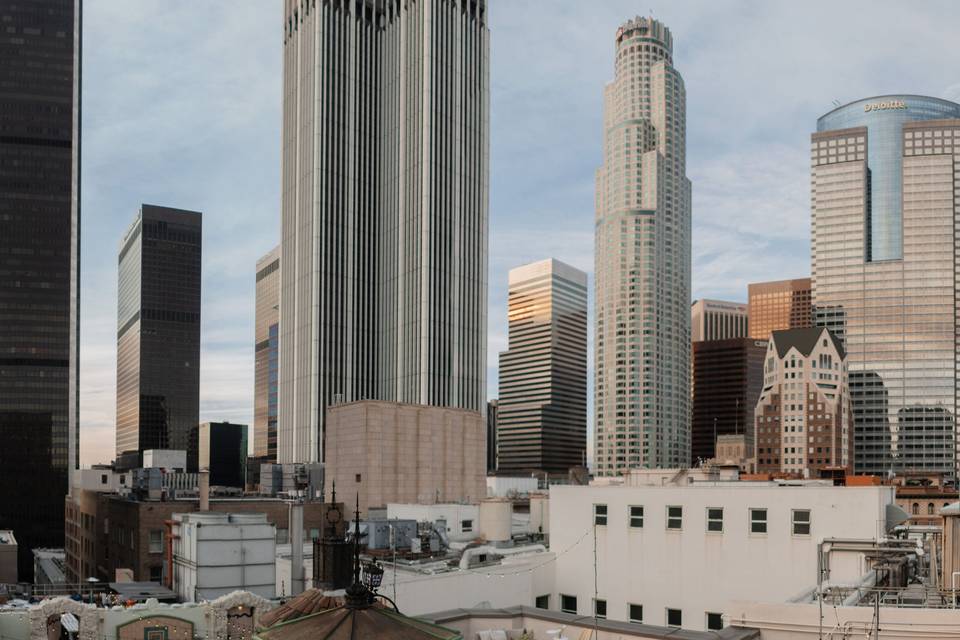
(386, 504, 480, 541)
(275, 543, 313, 596)
(379, 552, 555, 616)
(550, 483, 894, 632)
(729, 599, 960, 640)
(487, 477, 539, 497)
(172, 513, 276, 602)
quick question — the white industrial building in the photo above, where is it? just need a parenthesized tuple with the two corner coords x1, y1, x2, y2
(385, 503, 479, 542)
(171, 512, 276, 602)
(486, 476, 539, 498)
(549, 480, 898, 632)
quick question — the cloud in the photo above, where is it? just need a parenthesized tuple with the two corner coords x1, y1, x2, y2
(78, 0, 960, 467)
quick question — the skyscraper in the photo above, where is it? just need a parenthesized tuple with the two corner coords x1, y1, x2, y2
(754, 327, 852, 476)
(279, 0, 489, 464)
(254, 246, 279, 461)
(812, 95, 960, 475)
(0, 0, 80, 580)
(747, 278, 812, 340)
(690, 338, 765, 462)
(690, 299, 747, 342)
(116, 205, 202, 470)
(594, 17, 691, 475)
(497, 259, 587, 474)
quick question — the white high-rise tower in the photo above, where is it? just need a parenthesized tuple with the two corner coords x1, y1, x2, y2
(594, 17, 691, 475)
(278, 0, 490, 464)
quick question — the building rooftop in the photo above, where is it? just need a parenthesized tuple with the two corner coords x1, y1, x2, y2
(422, 606, 760, 640)
(108, 581, 178, 602)
(771, 326, 845, 359)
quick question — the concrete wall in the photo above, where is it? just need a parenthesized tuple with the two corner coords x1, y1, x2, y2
(380, 552, 555, 616)
(325, 402, 486, 516)
(0, 532, 17, 583)
(550, 484, 893, 632)
(173, 514, 275, 602)
(486, 477, 539, 497)
(729, 600, 959, 640)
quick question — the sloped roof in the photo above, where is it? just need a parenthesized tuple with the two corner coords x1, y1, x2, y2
(771, 327, 845, 360)
(259, 590, 343, 627)
(256, 606, 462, 640)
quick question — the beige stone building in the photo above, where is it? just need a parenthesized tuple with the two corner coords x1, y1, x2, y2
(754, 326, 852, 476)
(325, 401, 486, 516)
(594, 16, 692, 475)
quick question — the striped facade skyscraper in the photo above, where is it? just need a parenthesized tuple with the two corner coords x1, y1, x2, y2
(497, 259, 588, 474)
(594, 17, 691, 475)
(278, 0, 489, 463)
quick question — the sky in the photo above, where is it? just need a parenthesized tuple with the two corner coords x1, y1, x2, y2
(77, 0, 960, 467)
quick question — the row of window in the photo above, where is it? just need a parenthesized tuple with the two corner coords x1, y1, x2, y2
(593, 504, 811, 535)
(542, 595, 723, 631)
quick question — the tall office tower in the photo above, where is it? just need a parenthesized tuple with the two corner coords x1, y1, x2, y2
(747, 278, 812, 340)
(690, 299, 747, 342)
(116, 205, 202, 470)
(279, 0, 489, 463)
(754, 327, 852, 476)
(254, 246, 279, 461)
(812, 96, 960, 475)
(486, 399, 498, 473)
(0, 0, 80, 580)
(594, 17, 691, 475)
(497, 259, 587, 474)
(690, 338, 766, 461)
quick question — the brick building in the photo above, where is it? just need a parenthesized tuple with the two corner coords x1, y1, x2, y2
(94, 496, 326, 583)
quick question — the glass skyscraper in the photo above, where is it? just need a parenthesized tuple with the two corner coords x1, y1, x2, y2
(0, 0, 80, 580)
(254, 246, 279, 461)
(116, 205, 202, 470)
(812, 95, 960, 475)
(594, 17, 691, 475)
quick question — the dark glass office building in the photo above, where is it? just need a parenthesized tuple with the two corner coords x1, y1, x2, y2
(691, 338, 766, 461)
(0, 0, 81, 580)
(116, 205, 202, 470)
(199, 421, 248, 488)
(813, 95, 960, 475)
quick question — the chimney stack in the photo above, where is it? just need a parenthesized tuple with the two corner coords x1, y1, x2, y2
(199, 469, 210, 511)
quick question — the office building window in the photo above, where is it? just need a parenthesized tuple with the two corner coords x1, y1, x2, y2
(629, 505, 644, 528)
(535, 595, 549, 610)
(594, 504, 608, 526)
(594, 599, 607, 619)
(706, 612, 723, 630)
(750, 508, 767, 534)
(706, 508, 723, 532)
(628, 603, 643, 623)
(148, 529, 163, 554)
(666, 608, 682, 627)
(461, 519, 473, 532)
(792, 509, 811, 535)
(667, 505, 682, 529)
(561, 594, 577, 614)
